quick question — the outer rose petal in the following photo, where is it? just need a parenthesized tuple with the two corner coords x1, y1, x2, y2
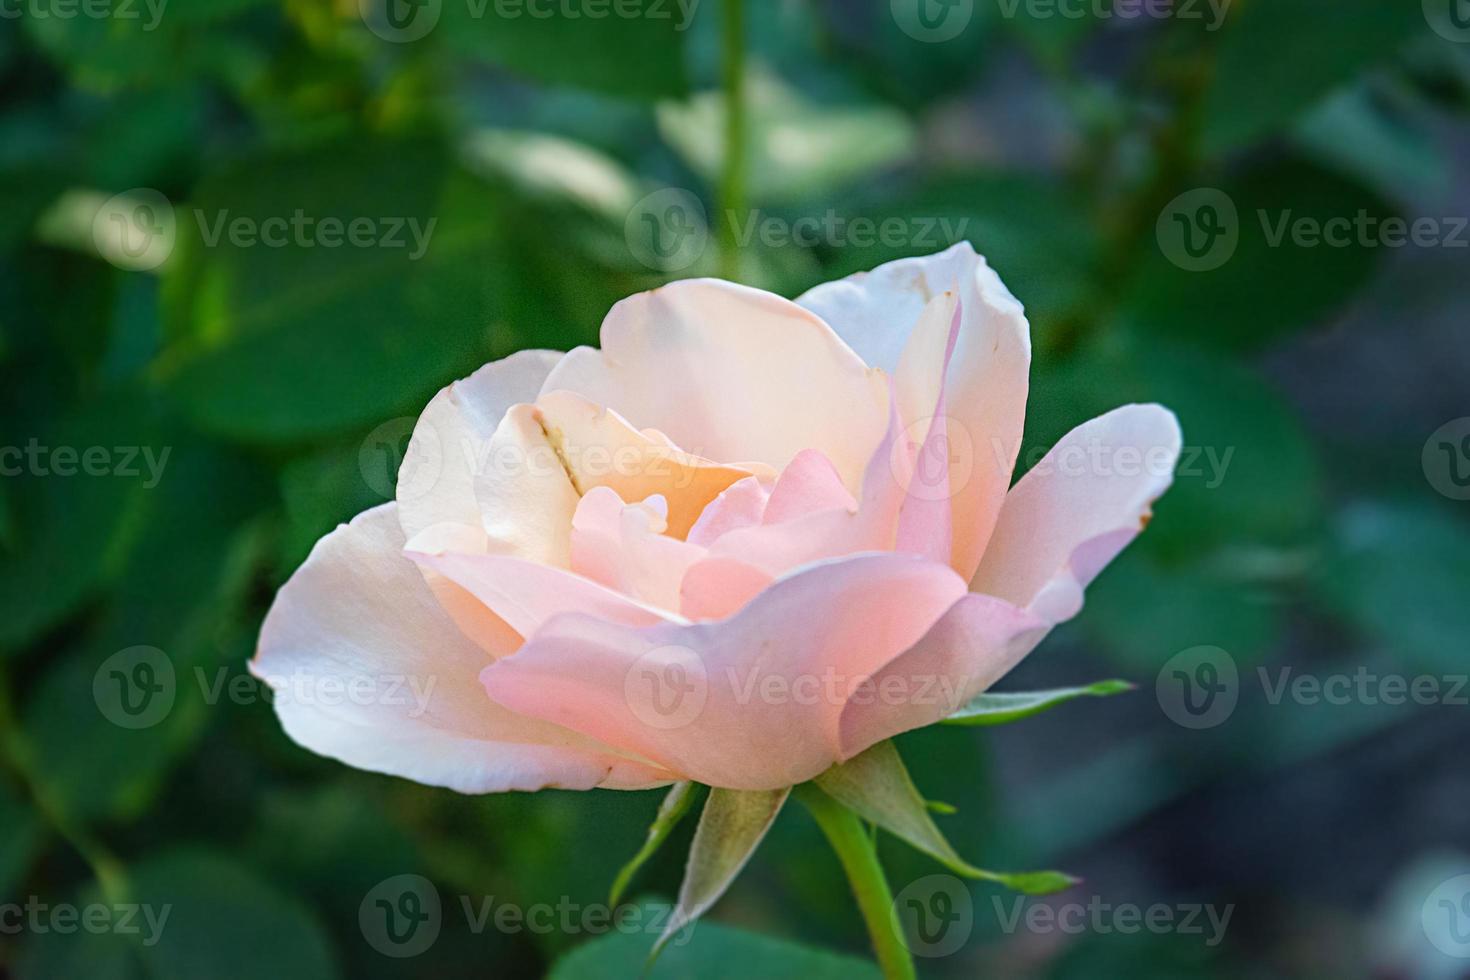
(481, 553, 969, 790)
(837, 593, 1050, 758)
(252, 504, 673, 793)
(540, 279, 889, 495)
(396, 351, 563, 656)
(970, 403, 1183, 624)
(397, 349, 563, 546)
(798, 243, 1031, 579)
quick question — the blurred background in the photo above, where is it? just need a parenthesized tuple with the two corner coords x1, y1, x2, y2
(2, 0, 1469, 976)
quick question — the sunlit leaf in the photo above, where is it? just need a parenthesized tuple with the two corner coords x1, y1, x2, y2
(814, 742, 1076, 894)
(610, 781, 702, 907)
(944, 680, 1134, 726)
(655, 787, 790, 957)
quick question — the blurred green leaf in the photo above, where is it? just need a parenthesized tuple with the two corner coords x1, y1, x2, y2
(0, 391, 154, 654)
(0, 780, 44, 898)
(1026, 336, 1324, 558)
(945, 679, 1135, 726)
(550, 901, 883, 979)
(1122, 157, 1392, 351)
(1315, 502, 1470, 675)
(1200, 0, 1424, 155)
(1082, 548, 1283, 669)
(14, 890, 144, 980)
(441, 0, 689, 100)
(1293, 86, 1449, 201)
(159, 136, 511, 442)
(129, 848, 340, 980)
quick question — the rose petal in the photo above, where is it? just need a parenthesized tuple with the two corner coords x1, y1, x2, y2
(799, 243, 1032, 579)
(397, 349, 563, 548)
(969, 403, 1182, 624)
(837, 593, 1050, 758)
(540, 279, 889, 495)
(570, 486, 705, 613)
(481, 553, 967, 790)
(252, 503, 672, 793)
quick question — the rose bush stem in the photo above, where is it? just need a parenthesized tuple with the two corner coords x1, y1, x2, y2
(718, 0, 747, 282)
(796, 785, 918, 980)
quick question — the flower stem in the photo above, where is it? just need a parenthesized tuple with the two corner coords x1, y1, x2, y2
(796, 785, 917, 980)
(717, 0, 747, 281)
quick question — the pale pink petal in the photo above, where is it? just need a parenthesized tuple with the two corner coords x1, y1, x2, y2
(407, 547, 678, 638)
(481, 553, 968, 790)
(969, 404, 1182, 624)
(397, 349, 563, 548)
(892, 296, 961, 564)
(798, 243, 1032, 579)
(677, 556, 773, 621)
(701, 390, 908, 577)
(761, 449, 856, 525)
(570, 487, 705, 613)
(251, 503, 673, 793)
(837, 593, 1050, 758)
(686, 476, 771, 549)
(540, 279, 889, 494)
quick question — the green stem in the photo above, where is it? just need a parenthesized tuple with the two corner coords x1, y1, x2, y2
(796, 785, 917, 980)
(717, 0, 747, 281)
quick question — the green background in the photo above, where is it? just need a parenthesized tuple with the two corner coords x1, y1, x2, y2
(2, 0, 1469, 976)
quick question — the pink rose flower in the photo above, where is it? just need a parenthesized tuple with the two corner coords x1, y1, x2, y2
(253, 243, 1180, 793)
